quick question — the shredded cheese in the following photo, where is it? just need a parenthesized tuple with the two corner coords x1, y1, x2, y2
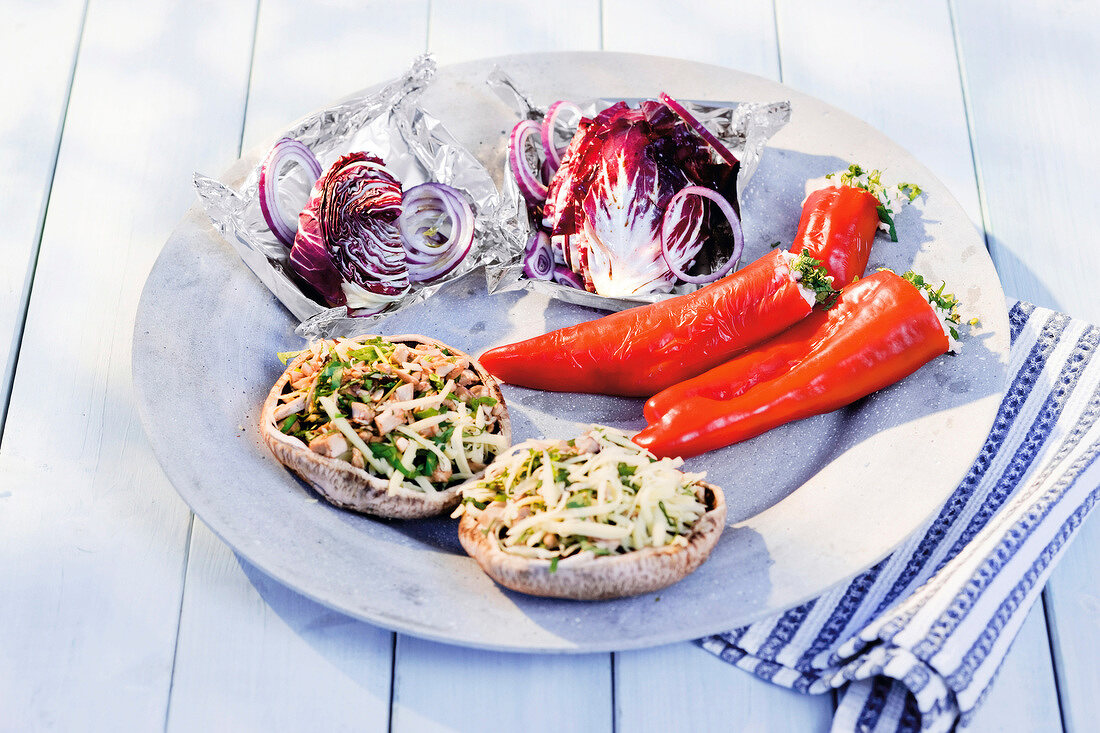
(456, 426, 709, 560)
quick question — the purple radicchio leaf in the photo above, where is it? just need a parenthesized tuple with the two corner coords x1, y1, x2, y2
(544, 101, 739, 297)
(289, 152, 409, 308)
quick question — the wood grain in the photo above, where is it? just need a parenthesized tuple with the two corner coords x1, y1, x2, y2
(167, 522, 394, 732)
(427, 0, 601, 64)
(953, 2, 1100, 731)
(0, 0, 255, 729)
(242, 0, 431, 151)
(603, 0, 779, 80)
(392, 636, 612, 733)
(0, 0, 86, 428)
(616, 643, 832, 732)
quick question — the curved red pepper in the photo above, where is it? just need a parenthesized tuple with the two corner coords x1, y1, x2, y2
(478, 249, 814, 397)
(633, 270, 949, 458)
(790, 185, 881, 287)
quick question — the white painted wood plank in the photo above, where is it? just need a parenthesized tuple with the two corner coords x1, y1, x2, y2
(391, 636, 612, 733)
(952, 3, 1099, 732)
(167, 1, 424, 728)
(953, 0, 1100, 322)
(0, 0, 85, 424)
(777, 0, 981, 224)
(242, 0, 431, 151)
(603, 3, 836, 729)
(1046, 530, 1100, 733)
(964, 603, 1063, 733)
(602, 0, 779, 79)
(0, 1, 256, 730)
(427, 0, 601, 65)
(616, 644, 832, 732)
(166, 521, 394, 732)
(777, 2, 1064, 730)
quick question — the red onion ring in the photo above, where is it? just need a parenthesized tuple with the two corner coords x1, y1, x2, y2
(523, 231, 554, 280)
(398, 183, 475, 283)
(660, 185, 744, 284)
(658, 93, 739, 168)
(552, 265, 584, 289)
(541, 101, 582, 172)
(258, 138, 323, 246)
(509, 120, 549, 203)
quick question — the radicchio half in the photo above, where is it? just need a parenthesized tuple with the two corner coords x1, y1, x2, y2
(290, 152, 408, 312)
(544, 101, 737, 297)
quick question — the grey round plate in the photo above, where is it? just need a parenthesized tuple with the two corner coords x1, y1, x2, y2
(134, 53, 1008, 653)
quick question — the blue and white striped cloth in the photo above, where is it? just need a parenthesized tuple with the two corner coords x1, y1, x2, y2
(701, 302, 1100, 732)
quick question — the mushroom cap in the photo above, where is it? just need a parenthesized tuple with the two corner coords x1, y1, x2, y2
(260, 334, 511, 519)
(457, 482, 726, 599)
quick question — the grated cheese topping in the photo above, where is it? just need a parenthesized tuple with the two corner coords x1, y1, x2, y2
(454, 426, 710, 563)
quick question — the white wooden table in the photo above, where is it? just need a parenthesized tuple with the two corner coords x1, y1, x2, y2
(2, 2, 1097, 730)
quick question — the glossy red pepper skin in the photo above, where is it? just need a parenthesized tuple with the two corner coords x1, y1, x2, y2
(790, 185, 881, 287)
(633, 271, 949, 458)
(477, 249, 814, 397)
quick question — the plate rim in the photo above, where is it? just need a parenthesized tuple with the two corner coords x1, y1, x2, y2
(134, 50, 1008, 653)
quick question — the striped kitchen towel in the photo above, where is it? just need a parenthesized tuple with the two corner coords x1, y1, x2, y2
(701, 301, 1100, 732)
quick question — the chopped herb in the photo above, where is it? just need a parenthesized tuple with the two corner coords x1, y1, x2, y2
(428, 373, 445, 391)
(314, 362, 345, 399)
(876, 204, 898, 242)
(565, 499, 588, 509)
(899, 271, 962, 324)
(432, 425, 456, 445)
(279, 414, 299, 434)
(414, 407, 442, 420)
(418, 450, 439, 477)
(769, 240, 781, 248)
(368, 443, 417, 478)
(549, 557, 559, 573)
(827, 164, 922, 243)
(470, 396, 498, 409)
(789, 252, 838, 306)
(617, 463, 636, 478)
(658, 500, 675, 527)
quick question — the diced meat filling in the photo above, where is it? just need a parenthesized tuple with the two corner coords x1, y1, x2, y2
(273, 337, 505, 486)
(308, 432, 347, 458)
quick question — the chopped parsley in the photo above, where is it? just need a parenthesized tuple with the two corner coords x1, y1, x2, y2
(827, 164, 922, 242)
(789, 252, 838, 306)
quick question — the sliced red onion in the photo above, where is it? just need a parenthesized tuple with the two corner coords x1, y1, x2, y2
(258, 138, 323, 246)
(509, 120, 549, 203)
(541, 101, 582, 171)
(523, 231, 554, 280)
(552, 265, 584, 289)
(398, 183, 475, 283)
(660, 185, 744, 284)
(658, 93, 739, 168)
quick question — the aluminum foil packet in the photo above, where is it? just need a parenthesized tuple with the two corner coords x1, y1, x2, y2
(194, 55, 510, 340)
(483, 67, 792, 311)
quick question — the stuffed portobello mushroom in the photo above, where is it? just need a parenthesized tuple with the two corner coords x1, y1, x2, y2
(454, 426, 725, 599)
(261, 334, 511, 519)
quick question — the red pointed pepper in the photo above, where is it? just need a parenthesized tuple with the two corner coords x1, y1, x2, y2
(789, 185, 882, 287)
(478, 248, 832, 397)
(633, 270, 957, 458)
